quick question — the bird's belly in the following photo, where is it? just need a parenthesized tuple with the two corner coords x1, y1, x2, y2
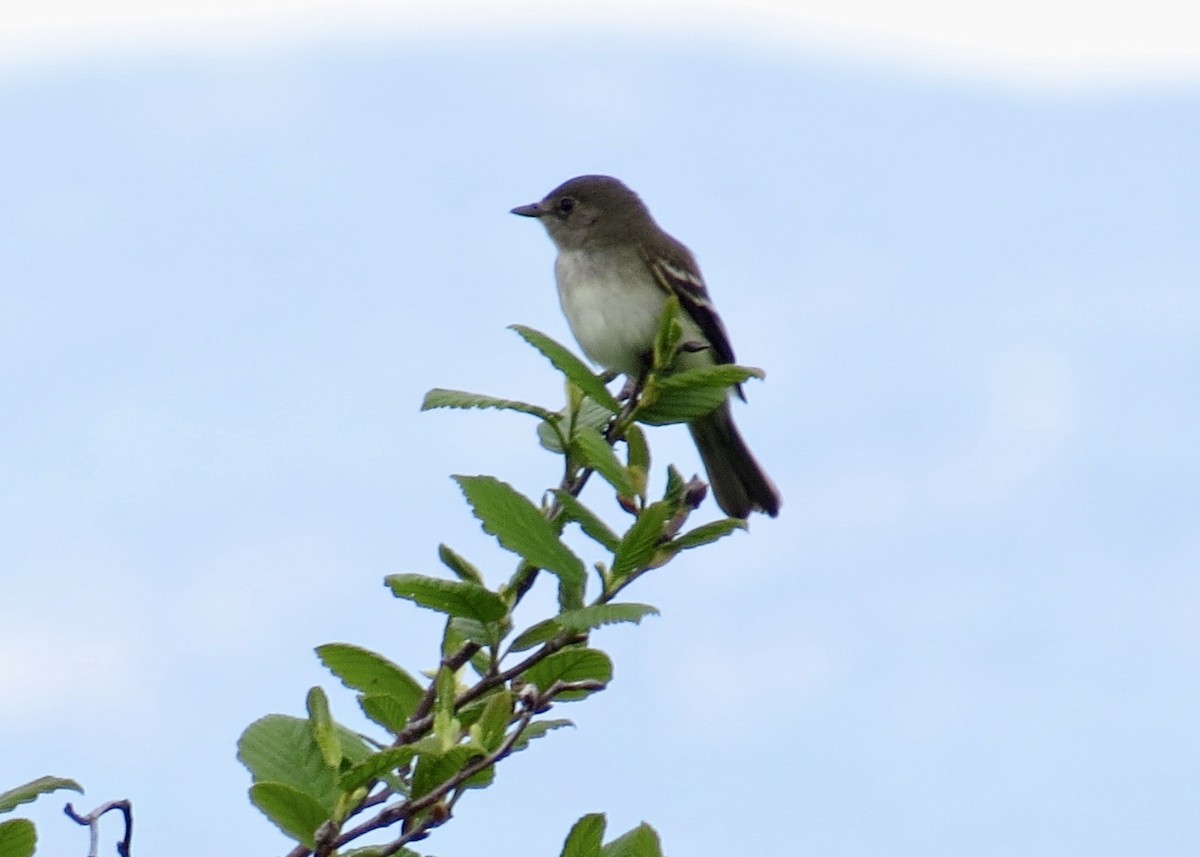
(556, 251, 667, 376)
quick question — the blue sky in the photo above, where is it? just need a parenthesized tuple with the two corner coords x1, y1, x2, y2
(3, 6, 1199, 856)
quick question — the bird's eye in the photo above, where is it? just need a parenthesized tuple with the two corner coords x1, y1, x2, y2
(557, 197, 575, 214)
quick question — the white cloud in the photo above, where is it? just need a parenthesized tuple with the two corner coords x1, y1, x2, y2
(4, 0, 1199, 86)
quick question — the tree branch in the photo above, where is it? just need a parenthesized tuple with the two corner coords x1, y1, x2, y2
(64, 800, 132, 857)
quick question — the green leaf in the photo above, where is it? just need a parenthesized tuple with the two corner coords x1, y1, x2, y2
(508, 617, 564, 652)
(512, 718, 574, 750)
(610, 502, 673, 583)
(663, 465, 685, 504)
(249, 782, 329, 848)
(557, 603, 659, 633)
(652, 296, 684, 370)
(510, 326, 621, 413)
(636, 365, 763, 426)
(600, 823, 664, 857)
(0, 819, 35, 857)
(552, 491, 621, 553)
(447, 615, 508, 650)
(573, 397, 619, 434)
(537, 417, 568, 453)
(238, 715, 340, 813)
(625, 425, 650, 481)
(452, 476, 586, 608)
(421, 388, 560, 423)
(386, 573, 509, 623)
(358, 695, 412, 733)
(306, 687, 341, 769)
(316, 644, 424, 719)
(561, 813, 606, 857)
(0, 777, 83, 814)
(410, 746, 486, 800)
(472, 690, 514, 752)
(523, 648, 612, 701)
(546, 397, 620, 454)
(441, 618, 498, 676)
(437, 544, 484, 585)
(671, 518, 747, 551)
(433, 666, 460, 750)
(338, 747, 416, 793)
(571, 426, 634, 497)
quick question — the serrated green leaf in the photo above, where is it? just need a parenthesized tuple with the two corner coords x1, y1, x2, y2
(448, 615, 508, 650)
(561, 813, 606, 857)
(438, 544, 484, 585)
(651, 296, 684, 370)
(510, 326, 620, 413)
(523, 648, 612, 701)
(545, 397, 621, 456)
(508, 617, 564, 652)
(663, 465, 685, 504)
(441, 618, 497, 677)
(337, 747, 416, 793)
(452, 476, 586, 608)
(671, 518, 747, 551)
(625, 425, 650, 477)
(610, 502, 673, 583)
(636, 365, 763, 425)
(249, 782, 329, 848)
(386, 573, 509, 623)
(306, 687, 341, 769)
(512, 718, 574, 751)
(600, 823, 663, 857)
(557, 603, 659, 633)
(238, 715, 371, 814)
(473, 691, 514, 752)
(0, 777, 83, 814)
(573, 397, 618, 434)
(411, 746, 486, 799)
(538, 416, 568, 453)
(316, 644, 424, 720)
(454, 688, 502, 733)
(421, 388, 560, 423)
(0, 819, 36, 857)
(358, 695, 412, 733)
(572, 426, 634, 497)
(433, 667, 460, 750)
(552, 491, 621, 553)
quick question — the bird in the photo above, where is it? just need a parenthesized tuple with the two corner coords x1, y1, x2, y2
(512, 175, 780, 519)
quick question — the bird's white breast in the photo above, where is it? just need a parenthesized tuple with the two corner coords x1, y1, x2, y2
(554, 248, 668, 377)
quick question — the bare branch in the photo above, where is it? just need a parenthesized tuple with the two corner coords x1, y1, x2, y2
(64, 800, 132, 857)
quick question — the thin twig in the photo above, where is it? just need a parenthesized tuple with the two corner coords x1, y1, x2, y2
(281, 366, 663, 857)
(384, 627, 582, 765)
(336, 695, 546, 857)
(394, 642, 482, 746)
(64, 800, 133, 857)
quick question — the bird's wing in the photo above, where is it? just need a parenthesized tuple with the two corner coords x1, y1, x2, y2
(640, 245, 737, 367)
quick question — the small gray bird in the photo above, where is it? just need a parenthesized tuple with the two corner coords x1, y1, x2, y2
(512, 175, 780, 519)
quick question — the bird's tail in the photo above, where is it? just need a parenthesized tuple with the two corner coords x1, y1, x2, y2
(689, 401, 781, 519)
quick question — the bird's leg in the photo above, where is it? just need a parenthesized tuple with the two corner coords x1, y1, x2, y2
(617, 365, 651, 404)
(606, 366, 650, 444)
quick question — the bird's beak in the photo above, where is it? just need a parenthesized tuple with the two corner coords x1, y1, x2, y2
(510, 202, 543, 218)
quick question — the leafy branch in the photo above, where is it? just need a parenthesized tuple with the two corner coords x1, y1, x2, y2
(238, 301, 763, 857)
